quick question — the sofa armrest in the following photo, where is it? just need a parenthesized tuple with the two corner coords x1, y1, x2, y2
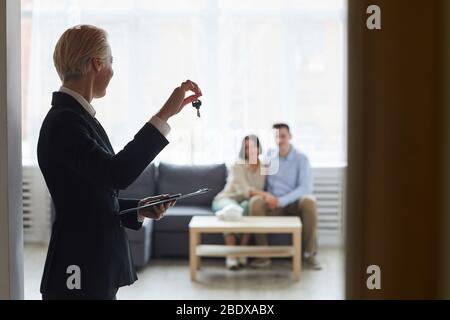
(126, 218, 153, 267)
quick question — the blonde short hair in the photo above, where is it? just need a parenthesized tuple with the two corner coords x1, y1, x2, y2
(53, 25, 111, 82)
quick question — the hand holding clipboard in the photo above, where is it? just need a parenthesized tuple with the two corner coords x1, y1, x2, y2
(119, 188, 211, 216)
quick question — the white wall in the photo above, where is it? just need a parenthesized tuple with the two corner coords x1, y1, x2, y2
(0, 0, 23, 300)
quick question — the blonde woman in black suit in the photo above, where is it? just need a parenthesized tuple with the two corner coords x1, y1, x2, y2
(38, 25, 202, 299)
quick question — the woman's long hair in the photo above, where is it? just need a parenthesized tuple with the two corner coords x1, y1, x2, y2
(238, 134, 262, 164)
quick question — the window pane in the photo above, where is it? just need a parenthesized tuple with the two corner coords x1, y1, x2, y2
(21, 0, 346, 166)
(218, 0, 283, 11)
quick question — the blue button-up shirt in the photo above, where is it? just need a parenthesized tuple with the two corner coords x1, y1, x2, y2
(266, 146, 313, 208)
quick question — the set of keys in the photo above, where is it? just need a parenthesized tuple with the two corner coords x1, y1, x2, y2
(192, 100, 202, 118)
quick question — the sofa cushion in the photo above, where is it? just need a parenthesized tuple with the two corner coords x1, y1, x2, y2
(157, 162, 227, 206)
(153, 206, 214, 232)
(119, 164, 156, 199)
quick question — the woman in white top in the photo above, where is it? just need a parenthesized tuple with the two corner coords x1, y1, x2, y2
(212, 135, 266, 270)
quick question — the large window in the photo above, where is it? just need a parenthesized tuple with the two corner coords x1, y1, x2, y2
(21, 0, 346, 166)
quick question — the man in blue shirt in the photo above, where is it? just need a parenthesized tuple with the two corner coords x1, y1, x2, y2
(249, 123, 321, 270)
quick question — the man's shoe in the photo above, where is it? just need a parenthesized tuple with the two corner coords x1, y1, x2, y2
(226, 257, 240, 271)
(303, 255, 322, 270)
(250, 258, 271, 268)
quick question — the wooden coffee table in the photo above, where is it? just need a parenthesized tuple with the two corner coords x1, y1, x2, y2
(188, 216, 302, 281)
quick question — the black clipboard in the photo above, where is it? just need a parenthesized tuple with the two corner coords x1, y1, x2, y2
(119, 188, 211, 215)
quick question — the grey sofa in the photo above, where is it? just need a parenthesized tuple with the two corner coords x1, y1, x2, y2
(121, 162, 292, 267)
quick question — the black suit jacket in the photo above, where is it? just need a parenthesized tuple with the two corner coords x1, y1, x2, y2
(37, 92, 168, 299)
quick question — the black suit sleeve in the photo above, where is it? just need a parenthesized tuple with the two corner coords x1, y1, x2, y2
(49, 111, 169, 190)
(118, 198, 142, 230)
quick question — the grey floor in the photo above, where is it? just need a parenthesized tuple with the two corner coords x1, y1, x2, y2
(24, 244, 345, 300)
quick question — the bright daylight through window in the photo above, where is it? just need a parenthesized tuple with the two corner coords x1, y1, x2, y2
(21, 0, 346, 167)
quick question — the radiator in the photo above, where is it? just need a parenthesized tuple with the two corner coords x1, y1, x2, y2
(313, 167, 346, 244)
(22, 165, 51, 244)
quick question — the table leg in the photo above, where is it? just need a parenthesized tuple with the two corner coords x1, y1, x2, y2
(196, 233, 202, 270)
(293, 228, 301, 281)
(190, 230, 199, 281)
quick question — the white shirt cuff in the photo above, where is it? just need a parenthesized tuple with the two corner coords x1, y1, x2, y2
(137, 213, 145, 223)
(149, 116, 171, 137)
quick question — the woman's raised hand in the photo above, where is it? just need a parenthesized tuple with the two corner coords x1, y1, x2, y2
(156, 80, 202, 121)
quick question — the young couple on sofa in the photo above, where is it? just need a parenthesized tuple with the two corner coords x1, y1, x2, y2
(212, 123, 321, 271)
